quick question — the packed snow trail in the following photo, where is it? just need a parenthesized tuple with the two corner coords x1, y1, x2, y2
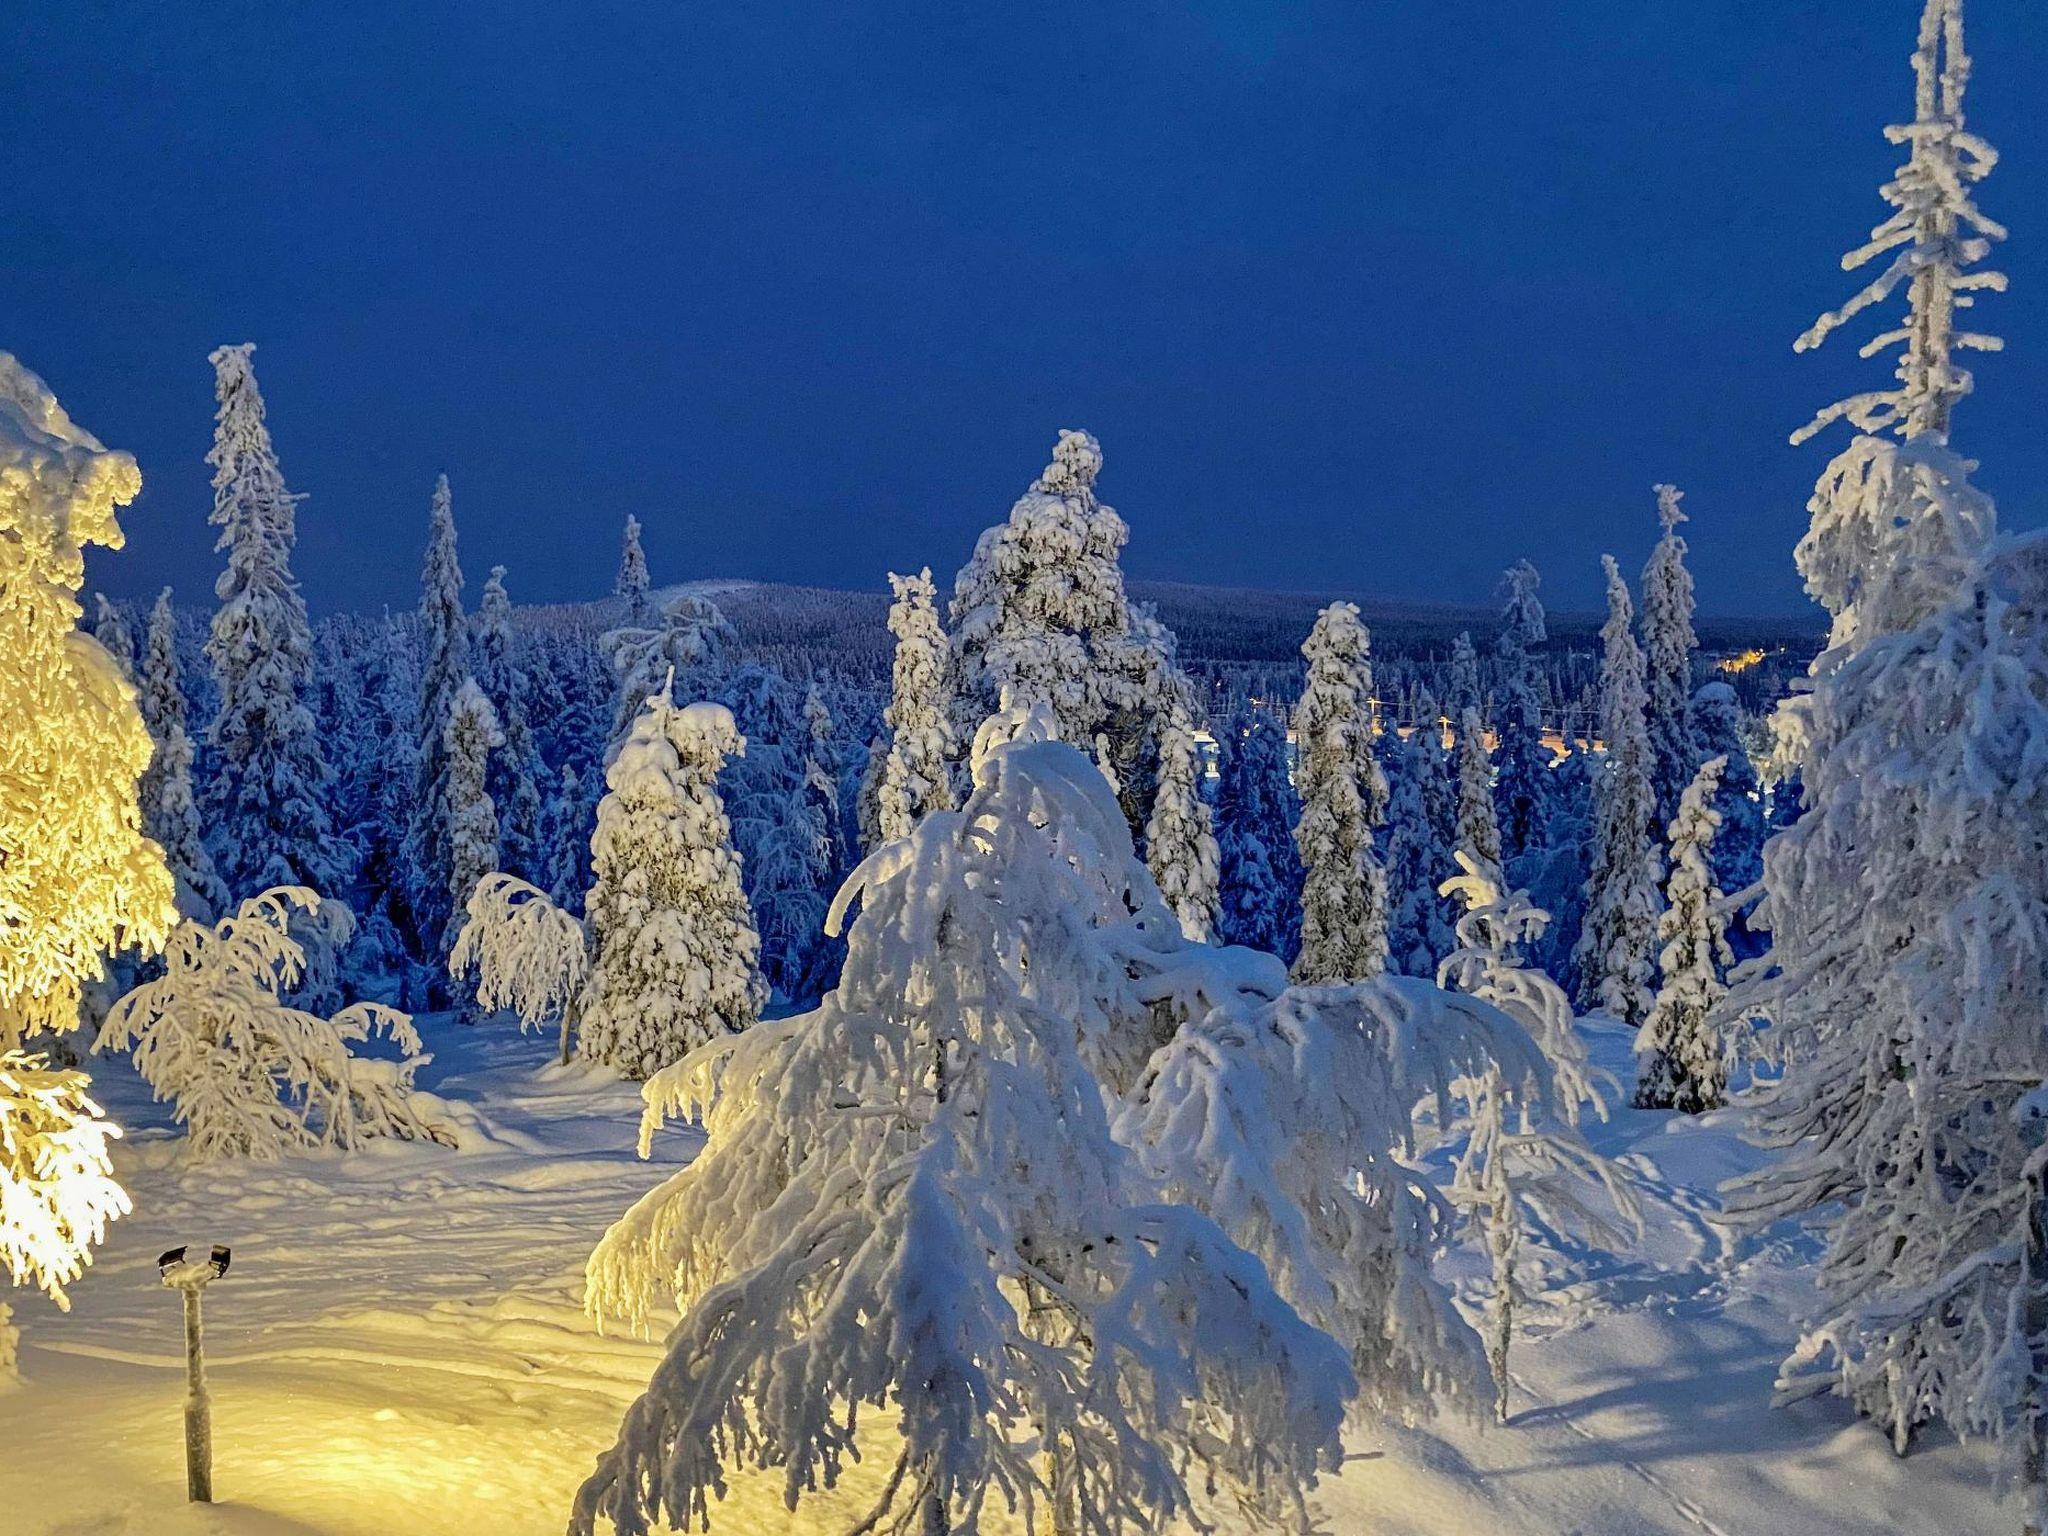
(0, 1018, 2000, 1535)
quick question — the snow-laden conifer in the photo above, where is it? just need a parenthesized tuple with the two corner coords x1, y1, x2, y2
(1640, 486, 1702, 828)
(405, 474, 470, 953)
(1446, 631, 1482, 718)
(615, 513, 652, 626)
(1454, 706, 1502, 880)
(573, 733, 1351, 1536)
(605, 590, 733, 744)
(91, 594, 135, 680)
(1291, 602, 1388, 982)
(99, 887, 457, 1160)
(1689, 681, 1765, 925)
(542, 763, 589, 910)
(139, 590, 231, 921)
(1634, 757, 1732, 1112)
(1572, 557, 1662, 1025)
(878, 567, 957, 843)
(1724, 8, 2048, 1511)
(949, 429, 1179, 832)
(1493, 561, 1551, 862)
(1144, 701, 1219, 941)
(473, 565, 546, 881)
(202, 344, 339, 898)
(578, 689, 764, 1077)
(0, 354, 165, 1362)
(442, 679, 502, 955)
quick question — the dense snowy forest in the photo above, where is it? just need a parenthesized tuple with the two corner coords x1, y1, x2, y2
(0, 2, 2042, 1534)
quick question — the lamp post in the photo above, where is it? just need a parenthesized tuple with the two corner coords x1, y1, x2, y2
(158, 1243, 231, 1502)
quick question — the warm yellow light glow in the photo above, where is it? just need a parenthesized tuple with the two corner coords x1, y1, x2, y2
(1718, 647, 1768, 675)
(0, 354, 177, 1042)
(0, 1049, 129, 1307)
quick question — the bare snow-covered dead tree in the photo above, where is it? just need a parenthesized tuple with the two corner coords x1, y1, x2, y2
(573, 733, 1351, 1536)
(877, 566, 957, 843)
(99, 888, 458, 1160)
(1634, 757, 1733, 1113)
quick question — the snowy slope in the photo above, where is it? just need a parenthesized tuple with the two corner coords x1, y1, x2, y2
(0, 1018, 1998, 1535)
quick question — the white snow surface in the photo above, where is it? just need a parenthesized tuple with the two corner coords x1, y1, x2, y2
(0, 1016, 2000, 1535)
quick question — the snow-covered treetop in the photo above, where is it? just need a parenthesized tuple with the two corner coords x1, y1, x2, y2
(1497, 559, 1546, 653)
(1794, 0, 2005, 446)
(206, 343, 303, 582)
(0, 353, 143, 610)
(616, 513, 651, 619)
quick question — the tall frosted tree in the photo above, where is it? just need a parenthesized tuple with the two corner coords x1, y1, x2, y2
(405, 474, 470, 957)
(1572, 557, 1662, 1025)
(442, 680, 503, 955)
(1454, 706, 1502, 878)
(473, 565, 546, 882)
(1634, 757, 1732, 1112)
(1725, 7, 2048, 1514)
(580, 689, 765, 1077)
(1493, 560, 1552, 864)
(90, 595, 135, 680)
(0, 354, 169, 1361)
(1690, 681, 1766, 949)
(1640, 485, 1702, 828)
(1290, 602, 1388, 983)
(878, 566, 957, 843)
(616, 512, 652, 626)
(949, 429, 1179, 832)
(1145, 701, 1220, 941)
(1213, 706, 1302, 958)
(138, 591, 230, 921)
(1446, 631, 1482, 718)
(202, 343, 340, 899)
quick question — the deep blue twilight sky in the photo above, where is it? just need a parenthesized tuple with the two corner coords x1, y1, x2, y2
(10, 2, 2044, 618)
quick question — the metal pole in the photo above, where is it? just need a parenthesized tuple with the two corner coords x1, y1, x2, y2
(182, 1285, 212, 1503)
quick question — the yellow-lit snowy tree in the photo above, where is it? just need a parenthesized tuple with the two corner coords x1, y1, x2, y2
(0, 352, 174, 1359)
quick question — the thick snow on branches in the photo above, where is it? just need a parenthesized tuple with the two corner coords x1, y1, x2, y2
(878, 566, 957, 843)
(99, 888, 456, 1161)
(576, 735, 1351, 1536)
(579, 692, 764, 1077)
(1634, 758, 1733, 1113)
(0, 1053, 129, 1310)
(138, 589, 229, 921)
(202, 343, 339, 900)
(1640, 487, 1702, 830)
(1291, 602, 1389, 983)
(1573, 556, 1662, 1026)
(1143, 701, 1219, 941)
(0, 353, 176, 1039)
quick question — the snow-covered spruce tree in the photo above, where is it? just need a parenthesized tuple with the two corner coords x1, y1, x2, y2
(578, 688, 764, 1078)
(202, 343, 340, 900)
(853, 733, 888, 856)
(404, 473, 471, 960)
(574, 732, 1351, 1536)
(139, 589, 231, 921)
(605, 590, 734, 745)
(543, 763, 589, 910)
(1213, 706, 1302, 958)
(1634, 757, 1733, 1113)
(616, 512, 652, 626)
(1571, 557, 1663, 1025)
(1145, 700, 1220, 941)
(1689, 681, 1766, 950)
(878, 566, 957, 843)
(1493, 561, 1551, 864)
(100, 887, 457, 1160)
(1291, 602, 1389, 982)
(949, 429, 1180, 834)
(442, 679, 503, 955)
(750, 739, 836, 1005)
(1380, 726, 1455, 977)
(0, 354, 169, 1361)
(473, 565, 547, 883)
(1726, 6, 2048, 1510)
(1446, 631, 1482, 718)
(1454, 706, 1502, 879)
(1640, 486, 1702, 829)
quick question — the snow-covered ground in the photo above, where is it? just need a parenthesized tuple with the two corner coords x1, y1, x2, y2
(2, 1018, 1998, 1536)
